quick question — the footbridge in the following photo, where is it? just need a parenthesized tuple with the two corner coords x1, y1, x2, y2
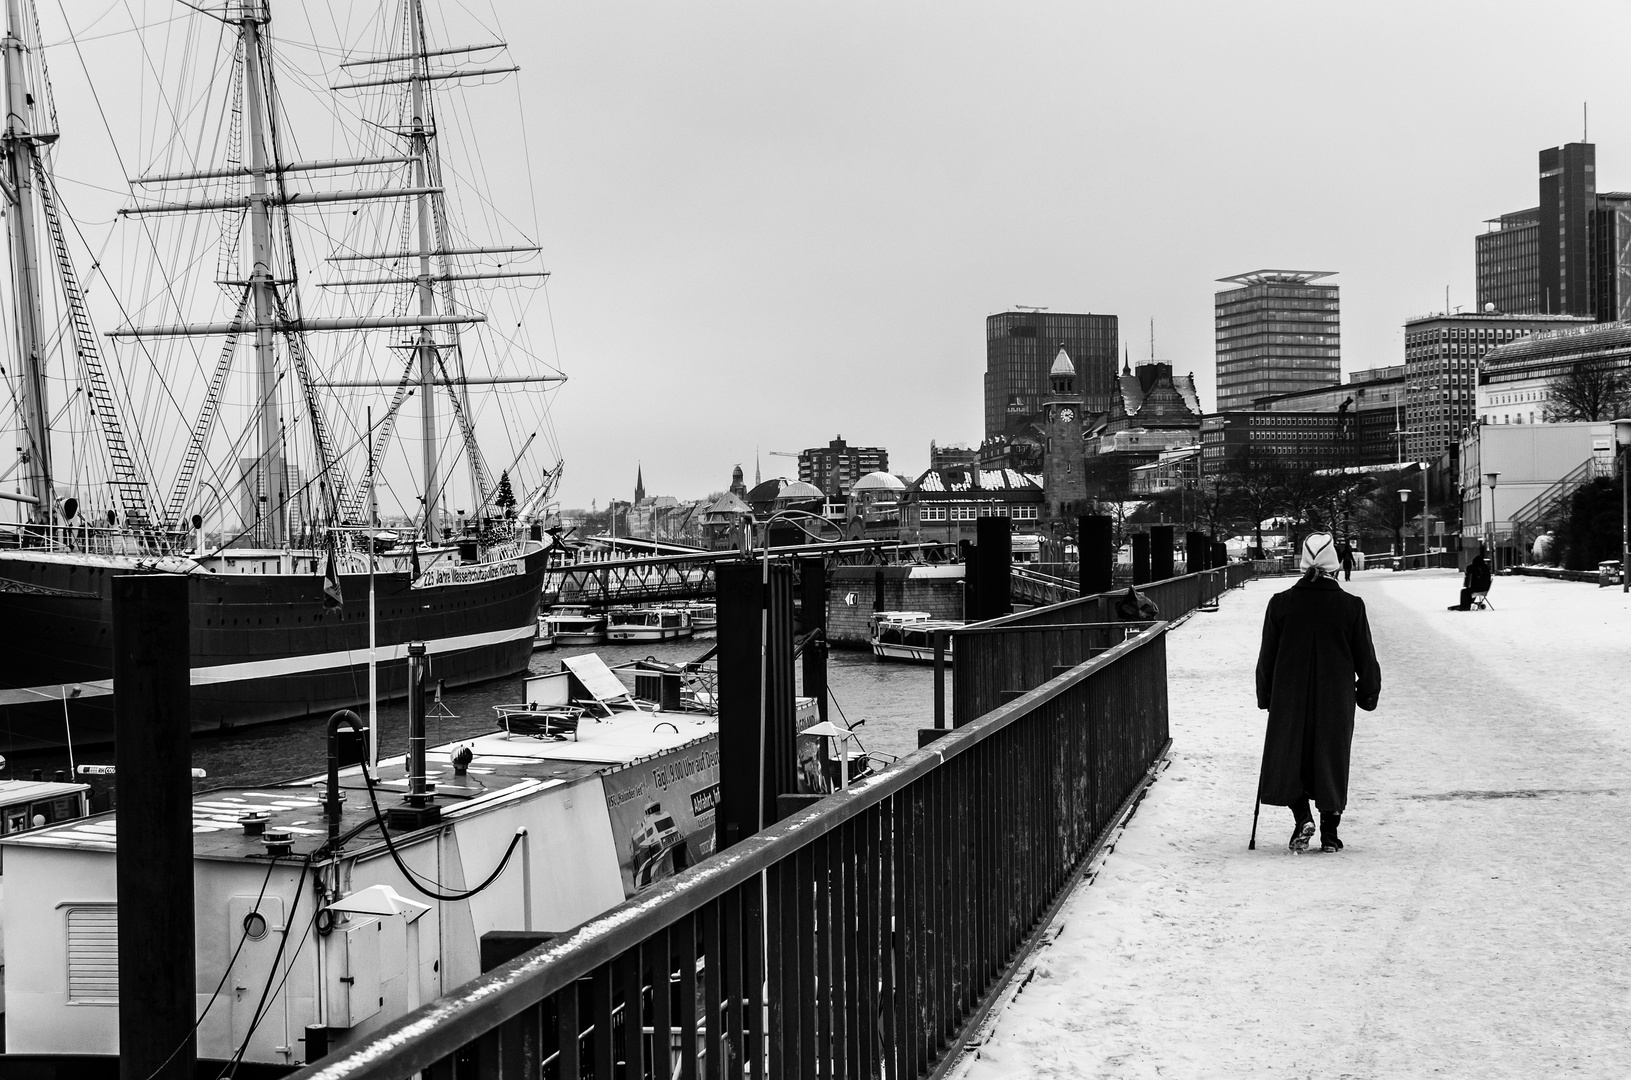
(545, 540, 955, 606)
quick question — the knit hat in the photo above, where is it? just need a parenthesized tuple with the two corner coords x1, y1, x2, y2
(1300, 532, 1340, 574)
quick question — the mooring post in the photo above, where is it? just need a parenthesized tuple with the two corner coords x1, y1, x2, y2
(975, 515, 1011, 618)
(1079, 513, 1113, 597)
(1185, 530, 1211, 573)
(1150, 525, 1174, 581)
(1132, 531, 1151, 586)
(114, 574, 194, 1080)
(799, 556, 828, 725)
(717, 561, 797, 847)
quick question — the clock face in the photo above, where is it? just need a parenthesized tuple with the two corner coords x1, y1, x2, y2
(1058, 408, 1075, 424)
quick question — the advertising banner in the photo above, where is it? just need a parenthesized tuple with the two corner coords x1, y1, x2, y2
(412, 557, 525, 590)
(601, 736, 721, 897)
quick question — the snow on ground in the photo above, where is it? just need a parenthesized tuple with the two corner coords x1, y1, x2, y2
(955, 569, 1631, 1079)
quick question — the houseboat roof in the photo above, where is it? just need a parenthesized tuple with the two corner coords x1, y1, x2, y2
(2, 709, 718, 863)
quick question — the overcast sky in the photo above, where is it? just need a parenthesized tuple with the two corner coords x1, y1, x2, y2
(39, 1, 1631, 511)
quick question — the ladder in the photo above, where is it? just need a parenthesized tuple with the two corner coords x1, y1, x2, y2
(163, 289, 250, 529)
(37, 163, 158, 531)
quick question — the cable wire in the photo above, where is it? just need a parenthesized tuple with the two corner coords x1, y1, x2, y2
(140, 854, 280, 1080)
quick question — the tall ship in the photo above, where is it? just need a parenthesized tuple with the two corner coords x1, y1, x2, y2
(0, 0, 564, 748)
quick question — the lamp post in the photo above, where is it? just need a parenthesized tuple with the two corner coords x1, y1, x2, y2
(1614, 419, 1631, 593)
(1397, 488, 1410, 565)
(1484, 471, 1500, 571)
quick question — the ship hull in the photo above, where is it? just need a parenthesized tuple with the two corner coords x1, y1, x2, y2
(0, 548, 547, 750)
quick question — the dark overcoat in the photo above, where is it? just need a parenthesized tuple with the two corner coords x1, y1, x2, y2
(1255, 575, 1381, 813)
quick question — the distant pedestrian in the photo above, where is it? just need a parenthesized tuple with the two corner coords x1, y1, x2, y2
(1254, 532, 1382, 853)
(1335, 537, 1355, 582)
(1447, 551, 1492, 611)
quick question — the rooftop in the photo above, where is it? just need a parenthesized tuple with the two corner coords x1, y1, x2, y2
(1216, 269, 1336, 287)
(5, 708, 718, 862)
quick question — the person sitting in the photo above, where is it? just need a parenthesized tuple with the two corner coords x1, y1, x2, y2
(1448, 551, 1492, 610)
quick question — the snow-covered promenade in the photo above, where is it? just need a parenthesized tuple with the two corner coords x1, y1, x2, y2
(957, 569, 1631, 1079)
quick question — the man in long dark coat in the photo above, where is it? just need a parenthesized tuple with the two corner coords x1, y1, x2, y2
(1256, 532, 1382, 853)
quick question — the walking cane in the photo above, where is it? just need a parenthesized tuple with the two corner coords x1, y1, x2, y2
(1248, 796, 1261, 850)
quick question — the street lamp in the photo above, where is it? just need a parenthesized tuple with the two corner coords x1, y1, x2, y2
(1613, 419, 1631, 593)
(1397, 488, 1411, 565)
(1484, 472, 1500, 571)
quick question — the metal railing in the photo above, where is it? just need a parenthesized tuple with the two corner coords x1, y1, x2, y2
(291, 623, 1177, 1080)
(951, 564, 1251, 726)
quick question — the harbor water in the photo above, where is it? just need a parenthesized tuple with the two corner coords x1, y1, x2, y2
(10, 636, 935, 798)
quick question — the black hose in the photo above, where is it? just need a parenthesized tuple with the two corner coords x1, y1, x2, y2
(356, 760, 525, 903)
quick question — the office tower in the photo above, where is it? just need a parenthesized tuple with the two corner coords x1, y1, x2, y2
(1538, 143, 1595, 316)
(1476, 209, 1541, 314)
(1213, 270, 1340, 412)
(1477, 142, 1631, 320)
(984, 311, 1118, 439)
(1401, 311, 1590, 459)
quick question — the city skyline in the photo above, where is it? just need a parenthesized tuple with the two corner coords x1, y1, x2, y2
(34, 1, 1631, 509)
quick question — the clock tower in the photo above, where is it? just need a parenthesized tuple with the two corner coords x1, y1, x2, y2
(1042, 345, 1087, 522)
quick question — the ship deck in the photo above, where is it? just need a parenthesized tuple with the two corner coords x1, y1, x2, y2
(4, 707, 719, 862)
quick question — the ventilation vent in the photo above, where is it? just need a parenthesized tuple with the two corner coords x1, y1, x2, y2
(66, 905, 118, 1004)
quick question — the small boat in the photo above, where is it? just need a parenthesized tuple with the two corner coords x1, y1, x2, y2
(869, 611, 961, 663)
(659, 601, 716, 631)
(606, 607, 694, 642)
(532, 615, 556, 651)
(545, 605, 608, 645)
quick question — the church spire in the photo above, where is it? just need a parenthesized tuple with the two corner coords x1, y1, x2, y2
(635, 463, 645, 504)
(1123, 343, 1131, 376)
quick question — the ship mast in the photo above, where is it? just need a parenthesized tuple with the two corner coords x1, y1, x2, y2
(3, 0, 52, 522)
(240, 1, 286, 546)
(409, 2, 440, 545)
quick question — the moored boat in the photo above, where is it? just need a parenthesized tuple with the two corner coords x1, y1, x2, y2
(606, 606, 694, 642)
(869, 610, 962, 662)
(0, 0, 565, 749)
(544, 605, 608, 645)
(660, 600, 717, 631)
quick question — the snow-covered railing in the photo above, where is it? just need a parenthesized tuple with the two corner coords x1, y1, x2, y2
(287, 621, 1178, 1080)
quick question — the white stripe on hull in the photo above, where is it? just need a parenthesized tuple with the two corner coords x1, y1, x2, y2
(1, 623, 537, 703)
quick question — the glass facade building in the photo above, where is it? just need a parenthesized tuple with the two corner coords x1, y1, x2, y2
(1538, 142, 1596, 317)
(1213, 270, 1340, 413)
(984, 311, 1118, 439)
(1475, 208, 1540, 314)
(1476, 143, 1631, 322)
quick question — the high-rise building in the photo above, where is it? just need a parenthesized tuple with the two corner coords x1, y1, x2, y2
(1539, 142, 1596, 317)
(1476, 142, 1631, 320)
(1475, 209, 1540, 314)
(1592, 192, 1631, 322)
(1401, 311, 1590, 459)
(1213, 270, 1340, 412)
(797, 435, 887, 498)
(984, 311, 1118, 439)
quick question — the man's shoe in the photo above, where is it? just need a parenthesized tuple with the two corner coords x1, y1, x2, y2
(1289, 820, 1315, 854)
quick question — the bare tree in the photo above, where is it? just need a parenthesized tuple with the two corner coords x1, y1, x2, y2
(1222, 446, 1284, 557)
(1542, 362, 1631, 422)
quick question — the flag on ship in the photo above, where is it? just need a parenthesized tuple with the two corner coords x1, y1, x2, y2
(323, 535, 344, 609)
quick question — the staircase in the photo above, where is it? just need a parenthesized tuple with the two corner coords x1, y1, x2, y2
(1507, 456, 1610, 535)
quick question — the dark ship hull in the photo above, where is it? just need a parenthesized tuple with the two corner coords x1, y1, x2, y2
(0, 546, 548, 750)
